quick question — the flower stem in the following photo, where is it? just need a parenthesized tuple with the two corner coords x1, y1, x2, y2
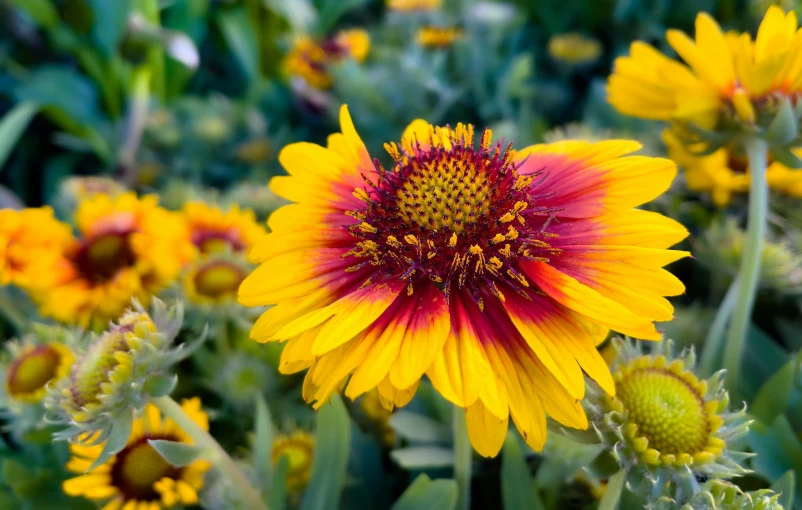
(699, 276, 740, 377)
(152, 396, 268, 510)
(453, 406, 472, 510)
(723, 137, 769, 396)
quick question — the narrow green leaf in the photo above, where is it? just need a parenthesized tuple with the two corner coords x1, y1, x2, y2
(598, 470, 627, 510)
(747, 417, 802, 506)
(2, 459, 33, 488)
(501, 434, 539, 510)
(766, 98, 798, 146)
(88, 413, 132, 472)
(0, 102, 38, 174)
(770, 470, 795, 510)
(770, 144, 802, 169)
(268, 455, 289, 510)
(263, 0, 315, 33)
(390, 474, 458, 510)
(86, 0, 130, 57)
(10, 0, 59, 29)
(148, 440, 206, 467)
(389, 411, 451, 443)
(254, 394, 274, 485)
(390, 447, 454, 469)
(216, 7, 259, 82)
(751, 356, 798, 425)
(300, 394, 351, 510)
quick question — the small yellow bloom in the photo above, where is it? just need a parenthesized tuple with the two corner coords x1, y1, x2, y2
(386, 0, 442, 11)
(182, 201, 266, 257)
(284, 29, 371, 90)
(548, 33, 603, 65)
(62, 398, 210, 510)
(273, 431, 315, 493)
(183, 255, 249, 305)
(4, 341, 73, 404)
(416, 26, 464, 48)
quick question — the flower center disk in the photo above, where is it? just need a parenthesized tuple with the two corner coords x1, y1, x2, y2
(75, 231, 137, 282)
(112, 436, 180, 501)
(194, 261, 246, 299)
(617, 368, 709, 455)
(7, 346, 61, 396)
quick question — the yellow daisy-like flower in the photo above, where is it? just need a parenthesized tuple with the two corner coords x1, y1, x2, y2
(239, 105, 689, 457)
(0, 207, 73, 289)
(386, 0, 442, 12)
(183, 254, 249, 305)
(664, 130, 802, 206)
(33, 193, 192, 328)
(182, 201, 266, 257)
(62, 398, 211, 510)
(547, 33, 603, 65)
(272, 431, 315, 493)
(608, 7, 802, 128)
(4, 341, 73, 404)
(284, 29, 371, 90)
(416, 26, 464, 48)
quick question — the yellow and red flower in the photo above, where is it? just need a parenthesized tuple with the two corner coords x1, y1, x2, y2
(4, 340, 73, 404)
(34, 193, 192, 328)
(182, 201, 266, 257)
(239, 106, 688, 457)
(608, 7, 802, 128)
(284, 29, 370, 90)
(0, 207, 73, 289)
(272, 431, 315, 493)
(62, 398, 210, 509)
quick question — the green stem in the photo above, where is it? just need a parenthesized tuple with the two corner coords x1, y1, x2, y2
(723, 137, 769, 396)
(453, 406, 472, 510)
(117, 65, 151, 185)
(216, 320, 231, 355)
(152, 396, 268, 510)
(699, 276, 740, 377)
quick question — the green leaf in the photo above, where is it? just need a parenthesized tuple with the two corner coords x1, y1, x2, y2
(770, 470, 795, 510)
(0, 102, 38, 174)
(14, 66, 102, 132)
(390, 474, 457, 510)
(747, 416, 802, 506)
(86, 0, 130, 56)
(598, 469, 627, 510)
(389, 411, 450, 443)
(769, 144, 802, 169)
(148, 440, 206, 467)
(751, 356, 798, 425)
(268, 455, 289, 510)
(390, 447, 454, 469)
(254, 394, 274, 485)
(501, 434, 541, 510)
(2, 459, 34, 488)
(10, 0, 59, 29)
(143, 373, 178, 398)
(216, 6, 259, 82)
(88, 413, 132, 471)
(263, 0, 315, 33)
(300, 394, 351, 510)
(766, 98, 798, 146)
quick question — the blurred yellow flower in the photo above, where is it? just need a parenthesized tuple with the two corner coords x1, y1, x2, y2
(386, 0, 442, 12)
(361, 388, 396, 445)
(183, 254, 249, 305)
(609, 7, 802, 128)
(182, 201, 266, 257)
(33, 193, 192, 328)
(416, 26, 464, 48)
(548, 33, 603, 65)
(285, 29, 371, 90)
(62, 398, 210, 510)
(4, 341, 73, 404)
(664, 130, 802, 206)
(273, 431, 315, 493)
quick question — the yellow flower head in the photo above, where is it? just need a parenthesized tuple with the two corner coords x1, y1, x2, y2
(548, 33, 603, 65)
(0, 207, 73, 289)
(587, 340, 750, 498)
(284, 29, 371, 90)
(239, 105, 689, 457)
(416, 26, 464, 48)
(32, 193, 192, 329)
(46, 299, 197, 444)
(183, 253, 250, 306)
(182, 201, 266, 257)
(59, 176, 126, 207)
(4, 340, 73, 404)
(273, 431, 315, 493)
(665, 129, 802, 206)
(386, 0, 442, 12)
(609, 7, 802, 129)
(62, 398, 210, 510)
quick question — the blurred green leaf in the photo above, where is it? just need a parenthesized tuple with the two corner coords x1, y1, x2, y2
(598, 470, 626, 510)
(0, 102, 38, 175)
(217, 6, 259, 83)
(2, 459, 34, 489)
(149, 440, 207, 467)
(501, 434, 542, 510)
(254, 394, 274, 486)
(143, 373, 178, 397)
(14, 66, 102, 130)
(88, 413, 132, 471)
(86, 0, 130, 56)
(300, 394, 351, 510)
(390, 474, 457, 510)
(263, 0, 315, 33)
(10, 0, 60, 29)
(268, 455, 289, 510)
(770, 470, 795, 510)
(389, 411, 451, 443)
(751, 354, 799, 425)
(747, 416, 802, 506)
(390, 447, 454, 469)
(740, 324, 790, 402)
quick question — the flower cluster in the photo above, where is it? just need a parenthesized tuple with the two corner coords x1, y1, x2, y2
(284, 29, 370, 90)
